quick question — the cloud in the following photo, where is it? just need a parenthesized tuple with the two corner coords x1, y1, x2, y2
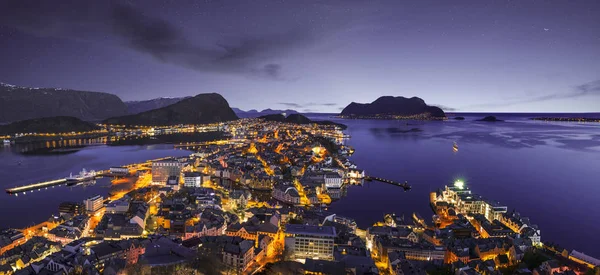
(109, 2, 308, 80)
(463, 80, 600, 110)
(0, 1, 319, 80)
(432, 104, 457, 112)
(278, 102, 337, 108)
(279, 102, 302, 108)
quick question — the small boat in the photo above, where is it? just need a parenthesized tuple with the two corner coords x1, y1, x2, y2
(453, 141, 459, 152)
(3, 139, 10, 146)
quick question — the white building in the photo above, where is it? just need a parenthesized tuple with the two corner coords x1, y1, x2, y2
(83, 195, 104, 213)
(285, 224, 336, 260)
(324, 172, 343, 189)
(109, 167, 129, 176)
(184, 172, 210, 188)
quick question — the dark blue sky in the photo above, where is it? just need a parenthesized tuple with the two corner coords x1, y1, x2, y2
(1, 0, 599, 112)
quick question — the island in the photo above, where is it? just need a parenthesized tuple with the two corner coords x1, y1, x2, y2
(103, 93, 238, 126)
(477, 115, 504, 122)
(339, 96, 446, 120)
(259, 113, 347, 129)
(530, 117, 600, 123)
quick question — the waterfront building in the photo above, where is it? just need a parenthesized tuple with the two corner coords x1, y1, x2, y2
(109, 167, 130, 176)
(568, 250, 600, 269)
(285, 224, 336, 260)
(83, 195, 104, 213)
(324, 172, 343, 189)
(151, 159, 183, 185)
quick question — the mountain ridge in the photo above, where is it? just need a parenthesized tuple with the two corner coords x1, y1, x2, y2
(103, 93, 238, 126)
(0, 82, 128, 123)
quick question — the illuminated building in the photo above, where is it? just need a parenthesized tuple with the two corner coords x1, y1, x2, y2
(285, 224, 336, 260)
(84, 195, 104, 213)
(324, 172, 343, 189)
(109, 167, 130, 176)
(151, 160, 183, 185)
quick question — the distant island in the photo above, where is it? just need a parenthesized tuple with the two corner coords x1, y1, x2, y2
(259, 113, 347, 130)
(477, 116, 504, 122)
(0, 116, 100, 136)
(339, 96, 446, 120)
(531, 117, 600, 123)
(103, 93, 238, 126)
(233, 108, 299, 118)
(0, 82, 128, 123)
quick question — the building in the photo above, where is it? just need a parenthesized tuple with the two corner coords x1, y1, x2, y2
(109, 167, 130, 176)
(223, 239, 255, 272)
(58, 202, 85, 217)
(285, 224, 336, 260)
(272, 184, 301, 205)
(183, 172, 202, 188)
(105, 199, 130, 214)
(324, 172, 343, 189)
(152, 160, 183, 185)
(84, 195, 104, 213)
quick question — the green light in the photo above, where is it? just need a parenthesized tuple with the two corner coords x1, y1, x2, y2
(454, 180, 464, 189)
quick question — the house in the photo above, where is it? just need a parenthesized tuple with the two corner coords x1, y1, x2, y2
(272, 184, 301, 205)
(229, 189, 251, 209)
(223, 239, 255, 272)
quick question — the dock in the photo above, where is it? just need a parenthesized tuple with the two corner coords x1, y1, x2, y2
(6, 179, 68, 194)
(364, 176, 411, 191)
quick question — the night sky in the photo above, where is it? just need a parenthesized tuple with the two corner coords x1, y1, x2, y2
(1, 0, 599, 112)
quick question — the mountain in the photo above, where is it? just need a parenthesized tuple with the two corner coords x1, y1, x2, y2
(340, 96, 446, 118)
(0, 116, 100, 135)
(234, 108, 299, 118)
(103, 93, 238, 126)
(259, 113, 347, 129)
(0, 83, 128, 123)
(126, 97, 190, 114)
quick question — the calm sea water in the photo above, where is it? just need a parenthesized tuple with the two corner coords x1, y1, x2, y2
(1, 114, 599, 257)
(317, 114, 600, 258)
(0, 144, 190, 228)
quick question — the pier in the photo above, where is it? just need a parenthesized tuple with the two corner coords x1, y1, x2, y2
(4, 156, 174, 195)
(6, 179, 68, 194)
(364, 176, 411, 191)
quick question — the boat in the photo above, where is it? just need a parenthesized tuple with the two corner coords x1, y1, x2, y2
(453, 141, 459, 152)
(66, 168, 97, 185)
(3, 139, 10, 146)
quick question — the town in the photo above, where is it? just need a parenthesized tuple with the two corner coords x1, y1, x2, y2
(1, 118, 598, 275)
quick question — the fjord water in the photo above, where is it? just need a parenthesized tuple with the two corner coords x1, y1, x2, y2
(1, 114, 599, 257)
(317, 114, 600, 257)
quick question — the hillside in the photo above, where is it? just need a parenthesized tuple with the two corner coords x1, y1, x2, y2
(126, 97, 190, 114)
(0, 116, 100, 135)
(0, 83, 128, 122)
(259, 113, 347, 129)
(103, 93, 238, 126)
(340, 96, 445, 118)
